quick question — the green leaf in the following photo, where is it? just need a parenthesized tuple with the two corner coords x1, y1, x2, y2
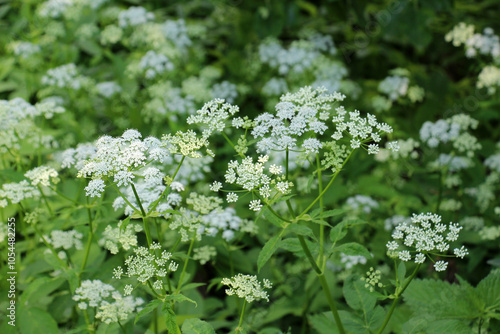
(287, 223, 317, 241)
(19, 277, 65, 307)
(308, 312, 340, 334)
(311, 219, 332, 226)
(161, 302, 179, 334)
(18, 307, 58, 334)
(181, 318, 216, 334)
(318, 209, 347, 219)
(262, 206, 286, 228)
(180, 282, 206, 292)
(257, 231, 284, 272)
(279, 237, 318, 255)
(477, 269, 500, 310)
(329, 222, 347, 245)
(134, 299, 162, 324)
(333, 242, 371, 259)
(343, 275, 376, 312)
(165, 293, 197, 307)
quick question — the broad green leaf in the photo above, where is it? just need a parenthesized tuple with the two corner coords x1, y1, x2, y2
(257, 231, 284, 272)
(18, 307, 58, 334)
(19, 277, 65, 307)
(308, 312, 340, 334)
(318, 209, 347, 219)
(477, 269, 500, 309)
(135, 299, 162, 324)
(180, 282, 206, 292)
(334, 242, 371, 259)
(181, 318, 216, 334)
(311, 219, 332, 226)
(279, 237, 318, 255)
(343, 275, 376, 312)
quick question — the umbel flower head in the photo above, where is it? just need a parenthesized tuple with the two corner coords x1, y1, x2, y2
(386, 212, 468, 272)
(221, 274, 272, 303)
(77, 129, 169, 197)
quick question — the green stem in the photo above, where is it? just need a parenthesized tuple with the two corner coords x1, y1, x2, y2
(51, 186, 81, 205)
(33, 224, 67, 269)
(109, 181, 140, 213)
(297, 150, 353, 219)
(38, 185, 54, 216)
(131, 183, 147, 217)
(222, 131, 245, 158)
(318, 273, 345, 334)
(83, 309, 95, 334)
(80, 198, 94, 283)
(117, 320, 126, 334)
(236, 300, 247, 332)
(130, 183, 152, 248)
(147, 156, 185, 215)
(316, 153, 325, 269)
(175, 232, 196, 293)
(297, 235, 321, 274)
(376, 263, 421, 334)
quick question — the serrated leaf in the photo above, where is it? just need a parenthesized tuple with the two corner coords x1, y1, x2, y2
(477, 269, 500, 310)
(308, 312, 340, 334)
(311, 219, 332, 226)
(134, 299, 162, 324)
(181, 318, 216, 334)
(162, 302, 178, 334)
(257, 231, 284, 272)
(287, 223, 317, 241)
(334, 242, 371, 259)
(180, 283, 206, 292)
(343, 275, 376, 312)
(319, 209, 347, 219)
(329, 222, 347, 245)
(279, 237, 318, 255)
(165, 293, 197, 307)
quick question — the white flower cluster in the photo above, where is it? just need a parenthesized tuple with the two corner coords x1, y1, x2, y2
(78, 129, 169, 197)
(340, 253, 367, 270)
(41, 63, 91, 90)
(73, 280, 143, 325)
(384, 215, 410, 231)
(98, 221, 143, 254)
(115, 243, 178, 283)
(431, 154, 472, 172)
(0, 97, 65, 152)
(24, 166, 59, 187)
(445, 22, 475, 47)
(386, 213, 468, 272)
(346, 195, 379, 214)
(118, 6, 155, 28)
(161, 129, 211, 159)
(0, 181, 40, 208)
(96, 81, 122, 98)
(161, 19, 192, 51)
(38, 0, 73, 18)
(193, 245, 217, 265)
(139, 50, 174, 79)
(45, 229, 83, 250)
(224, 155, 291, 210)
(312, 61, 348, 94)
(211, 81, 238, 104)
(378, 75, 409, 101)
(199, 207, 256, 242)
(258, 39, 321, 75)
(252, 86, 345, 153)
(331, 106, 395, 154)
(262, 78, 288, 97)
(95, 291, 144, 324)
(187, 98, 240, 138)
(10, 42, 41, 58)
(59, 143, 97, 170)
(485, 153, 500, 172)
(477, 65, 500, 94)
(419, 114, 481, 157)
(221, 274, 272, 303)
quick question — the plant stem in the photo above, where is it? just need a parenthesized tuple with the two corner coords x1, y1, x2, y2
(83, 309, 95, 334)
(222, 131, 245, 158)
(38, 185, 54, 216)
(147, 156, 185, 215)
(318, 273, 345, 334)
(109, 181, 140, 213)
(236, 300, 247, 332)
(130, 183, 152, 248)
(79, 197, 94, 283)
(175, 232, 196, 293)
(376, 263, 421, 334)
(316, 153, 325, 269)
